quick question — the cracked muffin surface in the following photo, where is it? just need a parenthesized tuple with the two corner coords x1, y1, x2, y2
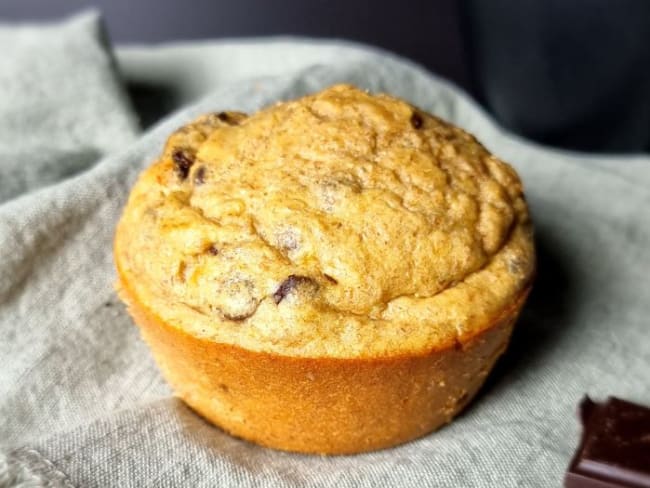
(114, 84, 534, 358)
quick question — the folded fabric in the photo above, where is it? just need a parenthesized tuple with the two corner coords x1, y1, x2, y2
(1, 11, 649, 488)
(0, 11, 137, 204)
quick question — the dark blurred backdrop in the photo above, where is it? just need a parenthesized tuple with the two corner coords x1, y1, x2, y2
(2, 0, 649, 153)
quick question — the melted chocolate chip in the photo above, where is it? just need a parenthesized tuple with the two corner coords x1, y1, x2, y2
(206, 244, 219, 255)
(410, 111, 423, 129)
(324, 274, 338, 285)
(273, 275, 316, 304)
(172, 148, 195, 180)
(217, 112, 238, 125)
(193, 166, 206, 185)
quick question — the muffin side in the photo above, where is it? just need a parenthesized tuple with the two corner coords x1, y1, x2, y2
(117, 261, 530, 454)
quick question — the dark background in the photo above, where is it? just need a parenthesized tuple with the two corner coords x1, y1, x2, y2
(2, 0, 649, 153)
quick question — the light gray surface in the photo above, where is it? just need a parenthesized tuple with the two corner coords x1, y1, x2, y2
(1, 11, 649, 488)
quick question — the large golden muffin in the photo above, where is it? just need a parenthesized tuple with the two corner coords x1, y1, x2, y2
(114, 84, 535, 454)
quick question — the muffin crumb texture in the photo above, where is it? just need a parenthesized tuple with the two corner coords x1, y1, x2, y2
(115, 84, 534, 358)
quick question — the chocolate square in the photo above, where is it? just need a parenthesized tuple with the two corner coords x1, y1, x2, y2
(565, 396, 650, 488)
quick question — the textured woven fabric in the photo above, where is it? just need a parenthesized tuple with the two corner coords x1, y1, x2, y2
(1, 12, 649, 488)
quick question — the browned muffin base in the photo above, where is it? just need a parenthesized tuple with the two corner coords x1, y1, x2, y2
(118, 268, 530, 455)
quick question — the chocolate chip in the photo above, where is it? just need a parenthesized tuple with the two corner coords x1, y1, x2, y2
(193, 166, 206, 185)
(172, 148, 195, 180)
(206, 244, 219, 255)
(273, 275, 316, 304)
(323, 274, 338, 285)
(410, 111, 423, 129)
(217, 112, 240, 125)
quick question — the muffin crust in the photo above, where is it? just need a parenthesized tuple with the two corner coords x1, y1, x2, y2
(115, 85, 533, 358)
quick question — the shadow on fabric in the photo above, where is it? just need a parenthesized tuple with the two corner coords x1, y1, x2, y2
(470, 226, 578, 407)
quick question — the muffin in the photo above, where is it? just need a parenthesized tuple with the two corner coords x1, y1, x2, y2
(114, 84, 535, 454)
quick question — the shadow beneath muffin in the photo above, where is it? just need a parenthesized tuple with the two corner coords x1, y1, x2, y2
(467, 225, 579, 406)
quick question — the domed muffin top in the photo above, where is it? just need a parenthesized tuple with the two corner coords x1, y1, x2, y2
(115, 85, 534, 358)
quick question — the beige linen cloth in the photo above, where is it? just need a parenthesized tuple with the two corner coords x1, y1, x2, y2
(1, 12, 649, 488)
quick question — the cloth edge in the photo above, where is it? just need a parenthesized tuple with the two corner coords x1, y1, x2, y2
(0, 448, 74, 488)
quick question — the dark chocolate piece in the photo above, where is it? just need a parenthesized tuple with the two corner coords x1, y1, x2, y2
(410, 111, 423, 129)
(172, 148, 195, 180)
(565, 396, 650, 488)
(193, 166, 206, 185)
(273, 275, 315, 304)
(206, 244, 219, 256)
(323, 273, 338, 285)
(217, 111, 239, 125)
